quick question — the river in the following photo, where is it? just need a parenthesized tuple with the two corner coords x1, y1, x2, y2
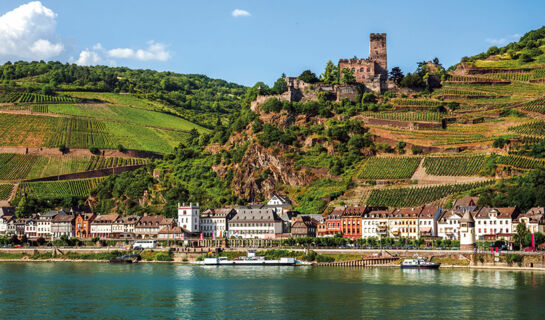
(0, 263, 543, 319)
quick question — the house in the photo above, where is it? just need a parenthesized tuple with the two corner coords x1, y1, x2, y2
(111, 215, 140, 239)
(0, 207, 15, 217)
(200, 208, 237, 238)
(419, 206, 442, 237)
(388, 207, 423, 239)
(51, 214, 75, 239)
(515, 207, 545, 234)
(0, 208, 15, 234)
(75, 212, 96, 238)
(229, 207, 283, 239)
(158, 225, 191, 240)
(317, 207, 344, 237)
(178, 203, 200, 233)
(15, 218, 26, 237)
(474, 207, 519, 240)
(437, 210, 464, 240)
(453, 196, 479, 212)
(36, 210, 59, 238)
(291, 216, 318, 238)
(135, 216, 176, 239)
(361, 209, 392, 239)
(90, 214, 119, 239)
(24, 217, 37, 238)
(266, 194, 293, 216)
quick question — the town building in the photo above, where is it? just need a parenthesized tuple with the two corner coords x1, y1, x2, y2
(453, 196, 479, 212)
(75, 212, 96, 238)
(341, 206, 368, 238)
(51, 214, 75, 239)
(229, 207, 283, 239)
(291, 216, 318, 238)
(200, 208, 237, 238)
(111, 215, 140, 239)
(266, 194, 293, 216)
(0, 208, 14, 234)
(158, 225, 190, 240)
(459, 209, 476, 251)
(37, 210, 60, 238)
(419, 206, 442, 238)
(474, 207, 519, 240)
(178, 203, 200, 233)
(135, 216, 176, 239)
(24, 217, 37, 238)
(437, 210, 464, 240)
(515, 207, 545, 234)
(90, 214, 119, 239)
(361, 209, 392, 239)
(388, 207, 423, 239)
(317, 207, 344, 237)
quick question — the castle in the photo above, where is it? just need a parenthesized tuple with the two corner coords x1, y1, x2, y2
(338, 33, 389, 92)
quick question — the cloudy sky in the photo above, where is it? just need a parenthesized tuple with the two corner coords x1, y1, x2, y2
(0, 0, 543, 86)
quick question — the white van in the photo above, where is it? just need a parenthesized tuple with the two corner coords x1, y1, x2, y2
(132, 240, 157, 250)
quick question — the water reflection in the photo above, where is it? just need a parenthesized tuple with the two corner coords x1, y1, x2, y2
(0, 263, 544, 319)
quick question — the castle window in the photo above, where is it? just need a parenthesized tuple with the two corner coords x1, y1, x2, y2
(359, 68, 364, 72)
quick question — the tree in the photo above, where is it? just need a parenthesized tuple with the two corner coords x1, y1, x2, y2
(321, 60, 339, 84)
(514, 220, 530, 249)
(89, 147, 100, 155)
(41, 84, 54, 95)
(340, 68, 356, 84)
(399, 72, 425, 89)
(519, 53, 534, 63)
(298, 70, 318, 84)
(59, 144, 69, 154)
(271, 76, 288, 94)
(389, 67, 404, 85)
(361, 92, 377, 104)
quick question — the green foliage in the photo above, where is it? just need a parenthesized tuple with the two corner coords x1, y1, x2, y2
(358, 157, 421, 179)
(295, 179, 350, 214)
(400, 72, 426, 89)
(321, 60, 339, 85)
(298, 70, 318, 84)
(271, 76, 288, 95)
(340, 68, 356, 84)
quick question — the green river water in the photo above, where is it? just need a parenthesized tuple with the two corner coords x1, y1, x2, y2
(0, 263, 543, 319)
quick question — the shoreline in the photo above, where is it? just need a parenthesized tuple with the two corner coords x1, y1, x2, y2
(1, 259, 544, 271)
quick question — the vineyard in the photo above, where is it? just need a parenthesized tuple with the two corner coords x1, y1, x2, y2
(446, 75, 511, 84)
(497, 155, 545, 170)
(358, 157, 421, 179)
(0, 154, 39, 180)
(0, 184, 14, 200)
(17, 178, 104, 199)
(392, 98, 442, 108)
(45, 118, 116, 149)
(0, 92, 76, 103)
(87, 156, 147, 170)
(361, 111, 442, 122)
(520, 98, 545, 114)
(365, 180, 494, 207)
(435, 87, 498, 97)
(422, 155, 486, 176)
(509, 121, 545, 136)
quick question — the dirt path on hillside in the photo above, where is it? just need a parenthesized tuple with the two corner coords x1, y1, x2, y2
(410, 160, 489, 184)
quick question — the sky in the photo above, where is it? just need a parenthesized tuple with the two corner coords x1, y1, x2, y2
(0, 0, 544, 86)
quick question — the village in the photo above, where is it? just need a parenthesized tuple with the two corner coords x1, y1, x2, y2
(0, 194, 543, 252)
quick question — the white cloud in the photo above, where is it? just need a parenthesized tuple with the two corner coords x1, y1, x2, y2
(232, 9, 251, 18)
(75, 49, 102, 66)
(0, 1, 64, 60)
(107, 41, 170, 61)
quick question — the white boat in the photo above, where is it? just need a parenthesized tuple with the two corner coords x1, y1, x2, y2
(400, 256, 441, 269)
(203, 250, 297, 266)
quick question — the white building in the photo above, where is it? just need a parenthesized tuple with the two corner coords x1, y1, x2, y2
(474, 207, 518, 239)
(361, 209, 391, 239)
(460, 209, 476, 250)
(90, 214, 119, 238)
(266, 194, 292, 215)
(178, 203, 200, 233)
(515, 207, 545, 234)
(36, 210, 58, 237)
(51, 214, 75, 239)
(24, 218, 37, 238)
(419, 206, 442, 237)
(112, 215, 140, 236)
(229, 207, 283, 239)
(200, 208, 236, 238)
(437, 210, 463, 240)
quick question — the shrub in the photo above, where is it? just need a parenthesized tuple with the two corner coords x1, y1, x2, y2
(117, 144, 127, 153)
(89, 147, 100, 155)
(316, 255, 335, 263)
(505, 253, 524, 266)
(59, 144, 69, 154)
(155, 253, 173, 261)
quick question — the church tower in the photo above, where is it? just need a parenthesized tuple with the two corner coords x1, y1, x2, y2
(369, 33, 388, 80)
(459, 209, 476, 251)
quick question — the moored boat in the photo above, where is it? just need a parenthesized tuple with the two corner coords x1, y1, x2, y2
(203, 250, 297, 266)
(109, 254, 142, 264)
(400, 256, 440, 269)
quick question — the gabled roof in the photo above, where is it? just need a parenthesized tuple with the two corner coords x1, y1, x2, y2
(342, 206, 369, 217)
(438, 210, 463, 222)
(460, 210, 475, 223)
(231, 208, 282, 222)
(93, 214, 119, 224)
(52, 214, 75, 223)
(391, 207, 424, 218)
(114, 215, 140, 224)
(0, 207, 15, 217)
(474, 207, 518, 219)
(453, 195, 479, 208)
(158, 225, 190, 234)
(420, 206, 440, 218)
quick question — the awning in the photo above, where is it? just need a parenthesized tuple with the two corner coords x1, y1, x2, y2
(420, 227, 432, 233)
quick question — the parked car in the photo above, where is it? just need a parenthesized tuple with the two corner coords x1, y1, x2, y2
(523, 247, 535, 252)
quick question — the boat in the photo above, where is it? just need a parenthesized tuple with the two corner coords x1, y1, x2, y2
(203, 250, 297, 266)
(400, 256, 440, 269)
(109, 254, 142, 264)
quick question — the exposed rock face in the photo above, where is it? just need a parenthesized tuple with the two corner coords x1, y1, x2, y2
(217, 144, 313, 202)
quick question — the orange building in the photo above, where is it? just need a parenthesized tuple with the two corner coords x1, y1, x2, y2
(75, 212, 96, 238)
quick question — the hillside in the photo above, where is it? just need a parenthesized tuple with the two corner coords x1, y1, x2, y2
(8, 26, 545, 217)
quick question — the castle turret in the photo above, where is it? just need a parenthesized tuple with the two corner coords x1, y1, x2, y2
(369, 33, 387, 80)
(459, 210, 475, 251)
(178, 202, 200, 233)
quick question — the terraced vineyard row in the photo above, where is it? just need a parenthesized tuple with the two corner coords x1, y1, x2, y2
(446, 75, 510, 83)
(423, 155, 486, 176)
(392, 98, 442, 107)
(0, 104, 49, 113)
(365, 180, 494, 207)
(17, 178, 104, 199)
(509, 121, 545, 136)
(361, 111, 442, 122)
(497, 155, 545, 170)
(45, 118, 116, 149)
(0, 154, 39, 180)
(358, 157, 422, 179)
(0, 92, 76, 103)
(436, 88, 497, 97)
(87, 156, 147, 170)
(0, 184, 14, 200)
(520, 98, 545, 114)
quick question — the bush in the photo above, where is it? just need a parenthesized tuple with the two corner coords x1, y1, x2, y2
(301, 251, 317, 261)
(316, 255, 335, 263)
(59, 144, 69, 154)
(89, 147, 100, 155)
(117, 144, 127, 153)
(505, 253, 524, 266)
(155, 253, 173, 261)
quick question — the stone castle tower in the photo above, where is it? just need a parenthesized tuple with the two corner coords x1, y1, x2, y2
(369, 33, 387, 80)
(459, 209, 476, 251)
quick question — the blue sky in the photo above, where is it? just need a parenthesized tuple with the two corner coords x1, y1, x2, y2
(0, 1, 544, 86)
